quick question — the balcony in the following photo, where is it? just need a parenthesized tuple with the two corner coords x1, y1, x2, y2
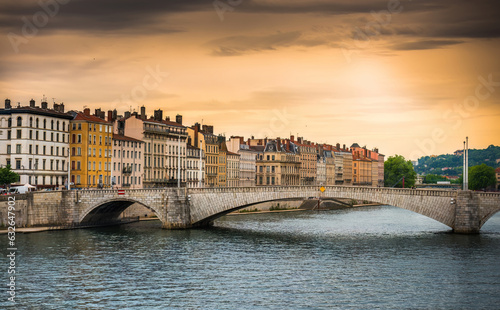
(122, 166, 133, 174)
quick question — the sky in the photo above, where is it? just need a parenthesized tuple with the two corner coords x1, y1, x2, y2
(1, 0, 500, 160)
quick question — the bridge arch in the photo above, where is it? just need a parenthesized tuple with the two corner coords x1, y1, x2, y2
(79, 198, 165, 224)
(187, 187, 456, 229)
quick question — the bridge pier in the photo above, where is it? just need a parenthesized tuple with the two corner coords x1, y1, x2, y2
(162, 189, 193, 229)
(453, 191, 480, 234)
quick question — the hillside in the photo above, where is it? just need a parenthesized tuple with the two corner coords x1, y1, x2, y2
(415, 145, 500, 176)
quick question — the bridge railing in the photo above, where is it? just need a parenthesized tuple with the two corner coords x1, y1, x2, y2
(186, 185, 458, 197)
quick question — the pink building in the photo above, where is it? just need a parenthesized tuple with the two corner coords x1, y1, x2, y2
(112, 133, 144, 189)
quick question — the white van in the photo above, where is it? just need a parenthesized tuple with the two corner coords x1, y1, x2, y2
(9, 185, 36, 194)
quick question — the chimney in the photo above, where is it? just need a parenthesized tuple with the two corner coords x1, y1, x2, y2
(112, 109, 117, 120)
(59, 102, 65, 113)
(5, 99, 11, 109)
(107, 110, 113, 122)
(343, 144, 346, 150)
(140, 105, 146, 120)
(176, 114, 182, 125)
(154, 109, 163, 122)
(30, 99, 35, 108)
(99, 111, 105, 119)
(165, 116, 170, 121)
(336, 143, 340, 150)
(83, 108, 91, 116)
(290, 135, 295, 142)
(124, 111, 131, 118)
(41, 101, 48, 109)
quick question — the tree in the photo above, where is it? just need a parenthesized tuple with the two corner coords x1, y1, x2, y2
(0, 165, 20, 186)
(468, 164, 496, 190)
(423, 174, 448, 184)
(384, 155, 417, 188)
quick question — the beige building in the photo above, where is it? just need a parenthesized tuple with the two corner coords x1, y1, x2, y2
(112, 133, 144, 189)
(116, 108, 188, 188)
(294, 136, 317, 185)
(188, 123, 219, 187)
(218, 138, 227, 187)
(227, 136, 257, 187)
(342, 150, 353, 186)
(227, 151, 240, 187)
(256, 139, 300, 186)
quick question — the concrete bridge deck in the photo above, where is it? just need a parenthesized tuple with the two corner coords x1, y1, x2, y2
(1, 186, 499, 233)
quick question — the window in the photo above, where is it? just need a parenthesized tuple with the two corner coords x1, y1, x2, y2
(56, 121, 59, 130)
(43, 146, 46, 155)
(7, 130, 10, 139)
(35, 145, 38, 154)
(72, 123, 76, 130)
(43, 132, 46, 141)
(29, 145, 32, 154)
(36, 131, 39, 140)
(16, 160, 21, 170)
(36, 118, 39, 128)
(77, 134, 82, 143)
(30, 117, 33, 127)
(63, 122, 66, 131)
(7, 145, 11, 154)
(78, 123, 81, 130)
(51, 120, 54, 130)
(17, 130, 21, 139)
(77, 147, 81, 155)
(43, 119, 46, 129)
(15, 144, 21, 154)
(29, 130, 32, 139)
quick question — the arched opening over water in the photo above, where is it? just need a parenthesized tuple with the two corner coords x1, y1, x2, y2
(80, 199, 163, 225)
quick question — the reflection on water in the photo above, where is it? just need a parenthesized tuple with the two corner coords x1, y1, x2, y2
(2, 206, 500, 309)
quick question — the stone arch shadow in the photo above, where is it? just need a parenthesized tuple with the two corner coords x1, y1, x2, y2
(79, 198, 164, 224)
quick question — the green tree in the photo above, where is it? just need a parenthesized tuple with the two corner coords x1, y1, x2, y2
(384, 155, 417, 188)
(468, 164, 496, 190)
(423, 174, 448, 184)
(0, 165, 20, 186)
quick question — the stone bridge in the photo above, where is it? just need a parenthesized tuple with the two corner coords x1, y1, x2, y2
(2, 186, 500, 233)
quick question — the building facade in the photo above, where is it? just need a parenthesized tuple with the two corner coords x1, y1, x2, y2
(0, 98, 72, 188)
(187, 123, 219, 187)
(227, 151, 240, 187)
(256, 139, 300, 186)
(112, 134, 144, 189)
(70, 109, 113, 188)
(186, 144, 205, 188)
(118, 109, 188, 188)
(227, 136, 257, 187)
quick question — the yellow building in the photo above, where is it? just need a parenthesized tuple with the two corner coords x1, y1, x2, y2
(70, 109, 112, 188)
(187, 123, 219, 187)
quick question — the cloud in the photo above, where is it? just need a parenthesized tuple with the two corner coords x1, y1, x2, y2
(391, 39, 465, 51)
(207, 31, 306, 56)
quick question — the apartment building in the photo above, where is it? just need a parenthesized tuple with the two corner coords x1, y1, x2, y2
(0, 98, 72, 188)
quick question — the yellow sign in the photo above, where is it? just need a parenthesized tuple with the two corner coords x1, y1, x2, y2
(320, 186, 325, 193)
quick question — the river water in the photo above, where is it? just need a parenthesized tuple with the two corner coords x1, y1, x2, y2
(2, 206, 500, 309)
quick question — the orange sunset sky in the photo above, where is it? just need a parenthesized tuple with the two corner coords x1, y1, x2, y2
(1, 0, 499, 159)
